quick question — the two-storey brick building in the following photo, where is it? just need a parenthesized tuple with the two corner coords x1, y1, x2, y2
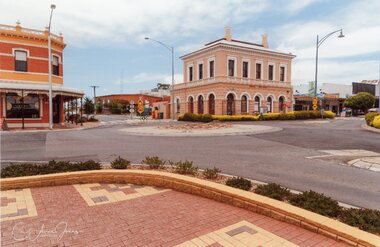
(0, 22, 83, 128)
(172, 27, 295, 117)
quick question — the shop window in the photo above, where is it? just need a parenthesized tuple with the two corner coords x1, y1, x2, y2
(6, 94, 40, 118)
(15, 50, 27, 72)
(53, 55, 59, 76)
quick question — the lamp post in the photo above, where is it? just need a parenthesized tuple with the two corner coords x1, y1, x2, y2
(145, 37, 174, 120)
(48, 4, 56, 129)
(314, 29, 344, 98)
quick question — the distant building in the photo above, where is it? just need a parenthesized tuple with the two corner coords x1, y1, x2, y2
(0, 22, 83, 128)
(97, 94, 167, 111)
(171, 27, 295, 118)
(140, 83, 171, 97)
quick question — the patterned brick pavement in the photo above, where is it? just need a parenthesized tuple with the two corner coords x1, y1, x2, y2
(0, 184, 350, 247)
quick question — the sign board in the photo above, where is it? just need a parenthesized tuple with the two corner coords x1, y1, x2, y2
(312, 97, 318, 110)
(129, 108, 135, 113)
(137, 99, 144, 114)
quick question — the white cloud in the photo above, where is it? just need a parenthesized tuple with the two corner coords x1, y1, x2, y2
(115, 72, 183, 85)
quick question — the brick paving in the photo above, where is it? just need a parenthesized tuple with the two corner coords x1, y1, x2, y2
(0, 184, 350, 247)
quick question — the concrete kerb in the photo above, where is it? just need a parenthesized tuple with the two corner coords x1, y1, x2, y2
(0, 170, 378, 246)
(0, 123, 100, 135)
(361, 124, 380, 133)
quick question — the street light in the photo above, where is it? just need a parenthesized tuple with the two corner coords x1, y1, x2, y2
(314, 29, 344, 97)
(145, 37, 175, 120)
(48, 4, 56, 129)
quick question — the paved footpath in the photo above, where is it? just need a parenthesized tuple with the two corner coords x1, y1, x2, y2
(0, 184, 349, 247)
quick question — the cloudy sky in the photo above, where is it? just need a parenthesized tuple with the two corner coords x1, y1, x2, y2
(1, 0, 379, 96)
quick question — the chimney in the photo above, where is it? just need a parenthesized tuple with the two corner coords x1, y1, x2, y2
(15, 20, 22, 32)
(262, 33, 268, 48)
(225, 26, 231, 41)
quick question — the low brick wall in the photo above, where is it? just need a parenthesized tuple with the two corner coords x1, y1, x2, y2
(1, 170, 379, 246)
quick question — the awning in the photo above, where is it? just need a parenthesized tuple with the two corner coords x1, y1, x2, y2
(0, 80, 84, 97)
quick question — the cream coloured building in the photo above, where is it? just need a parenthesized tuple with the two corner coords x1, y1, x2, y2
(172, 27, 296, 117)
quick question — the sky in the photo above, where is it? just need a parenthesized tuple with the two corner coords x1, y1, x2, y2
(1, 0, 379, 97)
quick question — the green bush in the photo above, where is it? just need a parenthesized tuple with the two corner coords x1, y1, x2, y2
(203, 167, 221, 179)
(338, 208, 380, 234)
(255, 183, 292, 201)
(364, 112, 380, 126)
(110, 156, 130, 169)
(225, 177, 252, 191)
(262, 113, 280, 120)
(213, 115, 259, 121)
(0, 160, 101, 178)
(142, 156, 166, 169)
(278, 112, 296, 120)
(172, 160, 198, 175)
(373, 115, 380, 129)
(289, 190, 341, 217)
(178, 113, 213, 123)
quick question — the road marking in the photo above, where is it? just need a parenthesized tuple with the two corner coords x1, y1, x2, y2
(306, 149, 380, 159)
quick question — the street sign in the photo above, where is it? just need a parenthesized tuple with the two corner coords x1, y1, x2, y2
(312, 97, 318, 110)
(129, 108, 135, 113)
(312, 104, 318, 110)
(137, 99, 144, 114)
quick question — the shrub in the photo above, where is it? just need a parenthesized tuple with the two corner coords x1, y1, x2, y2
(88, 116, 99, 122)
(212, 115, 259, 121)
(262, 113, 280, 120)
(172, 160, 198, 175)
(338, 208, 380, 234)
(198, 114, 213, 123)
(178, 113, 213, 123)
(373, 115, 380, 129)
(278, 112, 296, 120)
(323, 111, 335, 119)
(142, 156, 166, 169)
(364, 112, 380, 126)
(203, 167, 221, 179)
(289, 190, 341, 217)
(110, 156, 130, 169)
(225, 177, 252, 191)
(0, 160, 101, 178)
(111, 108, 122, 114)
(255, 183, 292, 201)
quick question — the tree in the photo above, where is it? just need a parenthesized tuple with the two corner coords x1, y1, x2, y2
(83, 96, 95, 118)
(344, 92, 375, 114)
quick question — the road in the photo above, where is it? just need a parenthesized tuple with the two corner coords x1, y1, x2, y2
(1, 116, 379, 210)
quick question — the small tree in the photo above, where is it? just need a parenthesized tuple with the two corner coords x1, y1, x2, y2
(344, 92, 375, 114)
(83, 96, 95, 118)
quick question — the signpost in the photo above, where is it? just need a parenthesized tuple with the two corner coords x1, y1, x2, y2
(129, 104, 135, 119)
(312, 97, 318, 110)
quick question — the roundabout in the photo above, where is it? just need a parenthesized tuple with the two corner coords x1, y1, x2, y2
(119, 123, 282, 137)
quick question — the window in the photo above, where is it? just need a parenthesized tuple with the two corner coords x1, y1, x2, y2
(268, 65, 274, 81)
(53, 55, 59, 76)
(176, 98, 180, 113)
(279, 96, 285, 111)
(198, 63, 203, 80)
(255, 63, 261, 79)
(267, 96, 273, 113)
(209, 60, 214, 78)
(189, 66, 193, 82)
(241, 95, 248, 114)
(15, 50, 27, 72)
(280, 66, 285, 82)
(228, 59, 235, 77)
(242, 61, 249, 78)
(188, 96, 194, 113)
(198, 95, 204, 114)
(6, 94, 40, 118)
(208, 94, 215, 115)
(254, 96, 261, 112)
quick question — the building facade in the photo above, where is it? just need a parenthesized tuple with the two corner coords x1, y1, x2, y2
(171, 27, 295, 118)
(0, 22, 83, 128)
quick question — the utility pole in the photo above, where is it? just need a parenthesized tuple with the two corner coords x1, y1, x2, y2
(89, 85, 99, 115)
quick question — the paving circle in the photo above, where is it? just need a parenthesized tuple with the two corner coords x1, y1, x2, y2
(120, 123, 282, 136)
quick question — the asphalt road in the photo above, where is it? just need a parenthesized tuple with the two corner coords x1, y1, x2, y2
(1, 117, 379, 210)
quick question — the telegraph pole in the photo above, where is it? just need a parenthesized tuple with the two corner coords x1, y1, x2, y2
(89, 85, 99, 115)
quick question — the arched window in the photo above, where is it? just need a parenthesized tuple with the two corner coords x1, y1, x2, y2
(188, 96, 194, 113)
(198, 95, 204, 114)
(241, 95, 248, 114)
(279, 96, 285, 112)
(208, 94, 215, 115)
(254, 96, 261, 112)
(227, 93, 235, 115)
(267, 96, 273, 113)
(176, 98, 180, 113)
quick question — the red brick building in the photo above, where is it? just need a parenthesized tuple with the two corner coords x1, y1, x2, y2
(0, 22, 83, 128)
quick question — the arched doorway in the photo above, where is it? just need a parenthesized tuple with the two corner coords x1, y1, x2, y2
(241, 95, 248, 114)
(197, 95, 204, 114)
(227, 93, 235, 115)
(208, 94, 215, 115)
(267, 96, 273, 113)
(254, 96, 261, 113)
(279, 96, 285, 112)
(188, 96, 194, 113)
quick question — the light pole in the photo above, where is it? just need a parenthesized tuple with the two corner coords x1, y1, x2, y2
(145, 37, 175, 120)
(89, 85, 99, 115)
(314, 29, 344, 98)
(48, 4, 56, 130)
